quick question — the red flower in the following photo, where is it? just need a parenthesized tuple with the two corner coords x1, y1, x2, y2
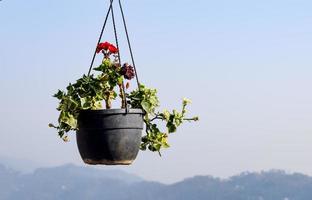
(108, 44, 118, 54)
(96, 42, 111, 53)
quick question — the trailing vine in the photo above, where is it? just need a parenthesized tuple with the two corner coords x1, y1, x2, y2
(128, 85, 199, 154)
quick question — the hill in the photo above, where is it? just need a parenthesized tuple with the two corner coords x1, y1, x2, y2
(0, 164, 312, 200)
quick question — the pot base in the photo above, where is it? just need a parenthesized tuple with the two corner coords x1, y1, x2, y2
(83, 158, 134, 165)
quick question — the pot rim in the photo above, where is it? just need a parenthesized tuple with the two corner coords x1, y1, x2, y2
(79, 108, 144, 115)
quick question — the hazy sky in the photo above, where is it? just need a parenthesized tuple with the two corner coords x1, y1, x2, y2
(0, 0, 312, 183)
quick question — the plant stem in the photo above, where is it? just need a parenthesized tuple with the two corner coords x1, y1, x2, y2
(118, 84, 126, 109)
(105, 90, 113, 109)
(105, 99, 112, 109)
(150, 116, 163, 122)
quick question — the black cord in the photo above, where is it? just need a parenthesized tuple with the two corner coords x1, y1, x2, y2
(118, 0, 140, 88)
(111, 2, 121, 62)
(87, 0, 114, 76)
(87, 0, 140, 111)
(111, 0, 128, 110)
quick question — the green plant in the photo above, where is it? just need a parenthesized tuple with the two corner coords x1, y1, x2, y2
(129, 85, 198, 154)
(50, 41, 198, 154)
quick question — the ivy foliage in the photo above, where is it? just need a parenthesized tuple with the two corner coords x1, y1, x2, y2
(128, 85, 199, 155)
(49, 58, 124, 141)
(49, 74, 107, 140)
(50, 54, 198, 155)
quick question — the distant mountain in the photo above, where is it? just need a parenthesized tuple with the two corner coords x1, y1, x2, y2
(32, 163, 143, 184)
(167, 171, 312, 200)
(0, 164, 312, 200)
(0, 155, 42, 173)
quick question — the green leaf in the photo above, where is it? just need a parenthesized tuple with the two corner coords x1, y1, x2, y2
(141, 100, 151, 113)
(67, 116, 77, 128)
(167, 123, 177, 133)
(117, 76, 123, 85)
(53, 90, 64, 99)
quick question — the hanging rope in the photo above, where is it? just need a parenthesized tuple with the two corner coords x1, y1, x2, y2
(110, 0, 128, 110)
(87, 0, 114, 76)
(86, 0, 141, 111)
(111, 2, 120, 62)
(118, 0, 140, 88)
(88, 0, 140, 88)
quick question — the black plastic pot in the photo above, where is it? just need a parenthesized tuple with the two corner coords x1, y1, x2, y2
(76, 109, 144, 165)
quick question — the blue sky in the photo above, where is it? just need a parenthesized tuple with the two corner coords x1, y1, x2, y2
(0, 0, 312, 183)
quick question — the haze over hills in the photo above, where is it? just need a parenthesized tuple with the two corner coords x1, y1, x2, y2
(0, 162, 312, 200)
(0, 156, 45, 173)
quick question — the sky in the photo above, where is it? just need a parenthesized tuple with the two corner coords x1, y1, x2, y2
(0, 0, 312, 183)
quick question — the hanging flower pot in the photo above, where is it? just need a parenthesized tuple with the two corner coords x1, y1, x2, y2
(77, 109, 144, 165)
(49, 0, 199, 165)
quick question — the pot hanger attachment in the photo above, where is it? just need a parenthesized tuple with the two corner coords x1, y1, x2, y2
(87, 0, 141, 113)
